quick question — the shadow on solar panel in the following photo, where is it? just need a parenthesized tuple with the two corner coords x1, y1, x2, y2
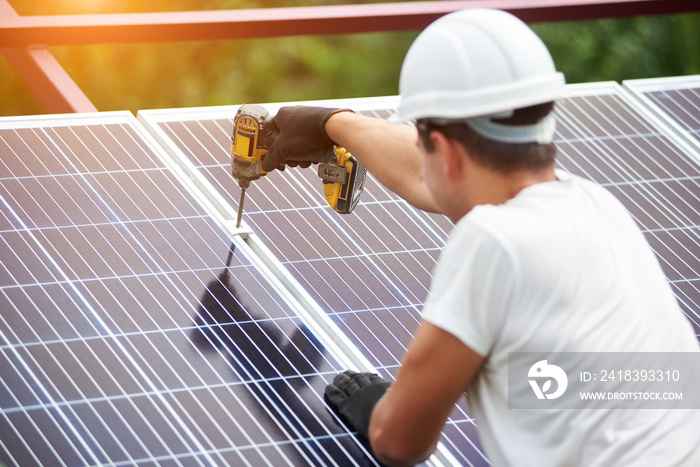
(191, 246, 378, 465)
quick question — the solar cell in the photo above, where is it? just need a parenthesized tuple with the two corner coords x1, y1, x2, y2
(140, 81, 700, 463)
(0, 114, 382, 466)
(624, 75, 700, 154)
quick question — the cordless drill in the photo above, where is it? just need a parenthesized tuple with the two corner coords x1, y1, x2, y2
(231, 104, 366, 227)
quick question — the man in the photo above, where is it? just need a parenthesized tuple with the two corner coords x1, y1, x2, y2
(261, 9, 700, 466)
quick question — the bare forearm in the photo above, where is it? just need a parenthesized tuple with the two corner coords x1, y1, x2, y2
(325, 111, 439, 213)
(369, 393, 438, 466)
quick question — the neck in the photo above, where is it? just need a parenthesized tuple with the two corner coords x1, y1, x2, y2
(452, 164, 556, 222)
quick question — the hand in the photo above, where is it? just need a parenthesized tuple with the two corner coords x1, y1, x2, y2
(262, 106, 352, 173)
(324, 370, 391, 438)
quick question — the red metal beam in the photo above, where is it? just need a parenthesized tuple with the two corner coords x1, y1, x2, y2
(0, 0, 97, 113)
(0, 0, 697, 47)
(1, 46, 98, 113)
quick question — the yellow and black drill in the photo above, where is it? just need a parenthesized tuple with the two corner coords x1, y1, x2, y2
(231, 104, 366, 227)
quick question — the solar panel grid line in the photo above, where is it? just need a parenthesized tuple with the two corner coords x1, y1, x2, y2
(221, 135, 446, 314)
(0, 285, 186, 463)
(0, 406, 45, 467)
(0, 126, 197, 466)
(0, 127, 234, 466)
(598, 89, 700, 258)
(245, 222, 421, 368)
(138, 110, 381, 374)
(0, 347, 91, 466)
(0, 327, 152, 465)
(139, 104, 484, 466)
(598, 84, 700, 177)
(556, 86, 697, 232)
(139, 106, 468, 462)
(0, 127, 118, 252)
(565, 96, 700, 237)
(1, 168, 135, 293)
(255, 203, 417, 315)
(550, 124, 695, 239)
(439, 424, 483, 467)
(258, 200, 435, 368)
(2, 116, 380, 464)
(623, 75, 700, 158)
(45, 122, 380, 466)
(0, 269, 112, 353)
(0, 192, 115, 337)
(0, 326, 103, 465)
(233, 230, 378, 373)
(123, 117, 396, 464)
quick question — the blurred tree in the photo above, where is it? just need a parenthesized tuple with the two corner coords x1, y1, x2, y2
(1, 0, 699, 117)
(533, 13, 700, 84)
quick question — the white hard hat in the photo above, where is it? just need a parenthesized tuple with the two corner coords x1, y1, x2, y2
(394, 9, 565, 142)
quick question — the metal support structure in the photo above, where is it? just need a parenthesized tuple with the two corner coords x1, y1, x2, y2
(1, 0, 698, 47)
(1, 0, 698, 113)
(0, 0, 97, 113)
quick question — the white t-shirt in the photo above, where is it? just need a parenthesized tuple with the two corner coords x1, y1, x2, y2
(422, 172, 700, 466)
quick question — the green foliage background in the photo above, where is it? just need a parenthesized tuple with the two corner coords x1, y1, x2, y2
(2, 0, 699, 117)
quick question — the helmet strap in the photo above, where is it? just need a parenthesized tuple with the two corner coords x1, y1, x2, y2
(465, 113, 556, 144)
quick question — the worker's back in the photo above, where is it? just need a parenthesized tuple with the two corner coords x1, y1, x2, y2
(423, 171, 700, 466)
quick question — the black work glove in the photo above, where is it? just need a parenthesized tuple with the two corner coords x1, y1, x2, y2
(262, 106, 352, 173)
(324, 370, 391, 439)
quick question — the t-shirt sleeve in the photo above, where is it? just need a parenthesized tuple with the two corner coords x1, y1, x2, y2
(422, 220, 515, 357)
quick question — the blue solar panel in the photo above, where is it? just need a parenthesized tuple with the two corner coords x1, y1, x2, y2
(624, 75, 700, 151)
(139, 103, 485, 464)
(0, 113, 379, 466)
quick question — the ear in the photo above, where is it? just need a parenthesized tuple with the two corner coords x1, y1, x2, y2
(430, 131, 463, 181)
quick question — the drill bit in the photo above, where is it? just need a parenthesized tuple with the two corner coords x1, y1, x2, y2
(236, 181, 250, 229)
(236, 188, 246, 228)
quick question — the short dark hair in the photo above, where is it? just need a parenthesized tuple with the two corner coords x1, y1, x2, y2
(416, 102, 557, 173)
